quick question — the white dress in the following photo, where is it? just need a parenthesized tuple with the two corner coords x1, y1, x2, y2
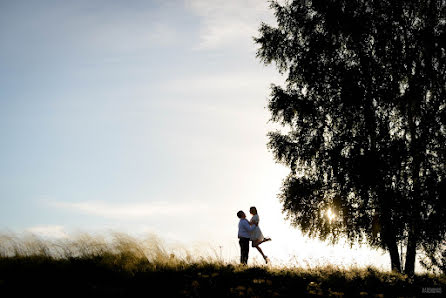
(250, 214, 264, 242)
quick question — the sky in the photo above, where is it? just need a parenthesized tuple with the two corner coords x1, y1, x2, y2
(0, 0, 397, 269)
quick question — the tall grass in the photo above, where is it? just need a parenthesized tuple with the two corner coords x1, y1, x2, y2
(0, 231, 223, 271)
(0, 231, 445, 297)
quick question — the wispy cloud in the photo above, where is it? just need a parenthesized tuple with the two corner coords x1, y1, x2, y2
(163, 70, 281, 98)
(26, 225, 68, 238)
(185, 0, 274, 50)
(49, 200, 210, 220)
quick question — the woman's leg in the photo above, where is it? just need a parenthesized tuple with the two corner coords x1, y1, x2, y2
(253, 240, 268, 263)
(259, 237, 272, 244)
(255, 245, 266, 259)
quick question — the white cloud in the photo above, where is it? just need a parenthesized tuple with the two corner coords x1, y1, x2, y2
(26, 225, 68, 238)
(164, 71, 279, 95)
(185, 0, 274, 49)
(49, 200, 210, 220)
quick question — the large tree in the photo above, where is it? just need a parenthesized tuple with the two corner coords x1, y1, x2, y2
(255, 0, 446, 275)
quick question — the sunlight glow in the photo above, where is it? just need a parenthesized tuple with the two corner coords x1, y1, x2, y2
(326, 208, 336, 222)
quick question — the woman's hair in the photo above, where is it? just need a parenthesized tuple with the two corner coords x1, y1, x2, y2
(249, 206, 257, 214)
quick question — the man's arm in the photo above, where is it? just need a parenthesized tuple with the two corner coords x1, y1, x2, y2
(241, 220, 256, 234)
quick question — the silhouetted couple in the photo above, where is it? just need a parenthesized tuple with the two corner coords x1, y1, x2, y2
(237, 206, 271, 265)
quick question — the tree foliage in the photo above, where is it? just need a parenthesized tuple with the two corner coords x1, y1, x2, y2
(420, 240, 446, 275)
(255, 0, 446, 274)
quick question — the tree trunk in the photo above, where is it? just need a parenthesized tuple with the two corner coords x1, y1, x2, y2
(404, 226, 417, 276)
(382, 222, 402, 272)
(387, 238, 402, 273)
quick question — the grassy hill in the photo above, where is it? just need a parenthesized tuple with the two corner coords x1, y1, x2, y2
(0, 233, 444, 297)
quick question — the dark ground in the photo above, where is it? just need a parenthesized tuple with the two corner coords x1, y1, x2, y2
(1, 255, 445, 297)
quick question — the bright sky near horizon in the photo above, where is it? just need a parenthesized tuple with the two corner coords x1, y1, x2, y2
(1, 0, 398, 269)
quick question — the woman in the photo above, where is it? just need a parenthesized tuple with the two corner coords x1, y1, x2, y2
(249, 206, 271, 263)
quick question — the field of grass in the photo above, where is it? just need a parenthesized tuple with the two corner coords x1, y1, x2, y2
(0, 232, 444, 297)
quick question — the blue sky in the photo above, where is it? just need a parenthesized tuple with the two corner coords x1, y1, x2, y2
(0, 0, 393, 267)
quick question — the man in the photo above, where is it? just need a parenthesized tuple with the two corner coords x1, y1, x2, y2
(237, 210, 256, 265)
